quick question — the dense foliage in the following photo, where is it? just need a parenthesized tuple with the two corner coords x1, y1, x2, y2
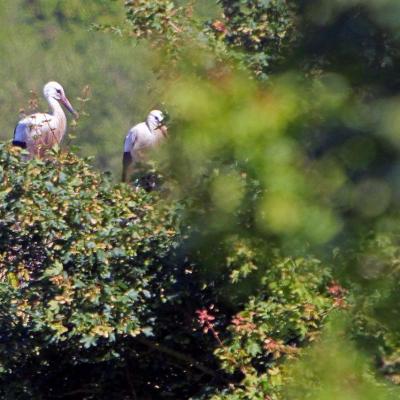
(0, 145, 178, 397)
(1, 143, 399, 398)
(0, 146, 340, 399)
(125, 0, 297, 78)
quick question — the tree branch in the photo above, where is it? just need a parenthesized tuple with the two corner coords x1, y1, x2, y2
(133, 336, 218, 377)
(125, 363, 138, 400)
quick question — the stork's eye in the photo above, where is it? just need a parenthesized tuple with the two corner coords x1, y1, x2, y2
(56, 89, 62, 94)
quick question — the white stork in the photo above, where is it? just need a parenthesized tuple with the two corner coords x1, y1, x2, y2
(12, 81, 77, 158)
(122, 110, 168, 182)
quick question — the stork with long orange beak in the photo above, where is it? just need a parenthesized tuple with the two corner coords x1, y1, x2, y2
(12, 81, 77, 158)
(122, 110, 168, 183)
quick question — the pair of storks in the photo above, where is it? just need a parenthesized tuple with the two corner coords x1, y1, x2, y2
(12, 81, 168, 182)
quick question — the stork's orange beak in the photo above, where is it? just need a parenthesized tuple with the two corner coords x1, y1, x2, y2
(61, 95, 78, 118)
(160, 125, 168, 138)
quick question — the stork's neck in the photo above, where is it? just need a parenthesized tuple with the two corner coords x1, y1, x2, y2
(46, 96, 67, 139)
(47, 96, 66, 122)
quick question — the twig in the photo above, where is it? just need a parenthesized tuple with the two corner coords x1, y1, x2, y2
(133, 336, 218, 377)
(168, 20, 183, 33)
(125, 363, 138, 400)
(51, 387, 99, 398)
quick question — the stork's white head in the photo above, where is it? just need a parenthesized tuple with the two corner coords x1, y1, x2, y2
(147, 110, 166, 132)
(43, 81, 77, 116)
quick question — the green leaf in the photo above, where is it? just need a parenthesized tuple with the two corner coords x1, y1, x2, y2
(42, 261, 64, 278)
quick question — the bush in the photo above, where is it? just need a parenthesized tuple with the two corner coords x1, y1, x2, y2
(0, 141, 399, 399)
(0, 144, 179, 398)
(0, 144, 343, 399)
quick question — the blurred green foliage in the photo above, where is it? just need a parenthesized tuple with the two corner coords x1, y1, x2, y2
(125, 0, 400, 398)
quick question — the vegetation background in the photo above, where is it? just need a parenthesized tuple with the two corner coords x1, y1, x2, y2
(1, 0, 400, 399)
(0, 0, 154, 175)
